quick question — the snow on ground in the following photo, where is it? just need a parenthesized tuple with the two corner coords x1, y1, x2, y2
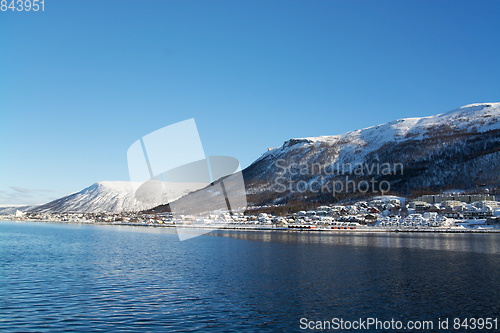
(253, 103, 500, 166)
(373, 195, 407, 204)
(304, 103, 500, 144)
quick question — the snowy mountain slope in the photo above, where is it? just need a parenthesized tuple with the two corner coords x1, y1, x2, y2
(27, 181, 203, 214)
(256, 103, 500, 166)
(243, 103, 500, 205)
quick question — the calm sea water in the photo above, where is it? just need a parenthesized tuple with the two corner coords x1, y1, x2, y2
(1, 221, 499, 332)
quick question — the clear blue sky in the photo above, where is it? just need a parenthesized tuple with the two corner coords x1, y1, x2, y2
(1, 0, 499, 205)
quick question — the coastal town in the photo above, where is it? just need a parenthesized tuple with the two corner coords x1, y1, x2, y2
(3, 193, 500, 232)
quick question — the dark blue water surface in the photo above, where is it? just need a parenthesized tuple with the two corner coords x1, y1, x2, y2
(1, 221, 499, 332)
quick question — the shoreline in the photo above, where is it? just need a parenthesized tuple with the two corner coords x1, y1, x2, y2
(2, 219, 500, 234)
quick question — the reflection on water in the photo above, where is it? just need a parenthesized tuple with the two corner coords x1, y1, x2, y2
(211, 230, 500, 254)
(1, 221, 499, 332)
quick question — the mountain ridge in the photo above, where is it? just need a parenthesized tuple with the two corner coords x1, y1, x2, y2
(3, 103, 499, 214)
(243, 103, 500, 205)
(254, 103, 500, 167)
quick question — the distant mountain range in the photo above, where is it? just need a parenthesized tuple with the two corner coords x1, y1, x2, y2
(2, 103, 499, 214)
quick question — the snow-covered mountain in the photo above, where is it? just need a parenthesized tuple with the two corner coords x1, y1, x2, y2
(243, 103, 500, 205)
(27, 181, 200, 214)
(6, 103, 499, 214)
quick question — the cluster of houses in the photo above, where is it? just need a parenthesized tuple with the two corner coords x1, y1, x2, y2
(3, 194, 499, 230)
(378, 213, 453, 228)
(408, 194, 500, 223)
